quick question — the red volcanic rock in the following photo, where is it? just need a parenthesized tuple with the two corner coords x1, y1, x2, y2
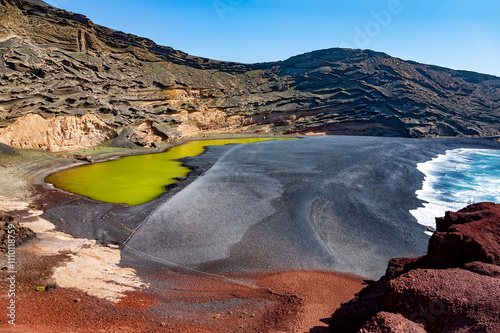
(329, 203, 500, 333)
(462, 261, 500, 278)
(385, 269, 500, 332)
(428, 202, 500, 268)
(359, 311, 427, 333)
(434, 202, 498, 232)
(0, 213, 36, 252)
(328, 279, 386, 333)
(384, 256, 428, 280)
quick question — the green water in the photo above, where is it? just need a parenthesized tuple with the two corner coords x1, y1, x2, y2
(45, 138, 283, 206)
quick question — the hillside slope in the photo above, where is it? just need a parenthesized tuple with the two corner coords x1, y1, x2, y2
(1, 0, 499, 150)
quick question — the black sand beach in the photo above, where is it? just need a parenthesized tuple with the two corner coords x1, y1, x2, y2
(4, 135, 499, 332)
(110, 136, 499, 279)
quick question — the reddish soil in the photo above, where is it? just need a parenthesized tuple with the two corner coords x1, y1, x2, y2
(0, 248, 366, 332)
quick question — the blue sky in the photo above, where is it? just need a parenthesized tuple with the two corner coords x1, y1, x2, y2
(44, 0, 500, 76)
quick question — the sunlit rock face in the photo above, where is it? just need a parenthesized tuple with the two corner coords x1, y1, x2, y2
(0, 114, 116, 151)
(1, 0, 500, 148)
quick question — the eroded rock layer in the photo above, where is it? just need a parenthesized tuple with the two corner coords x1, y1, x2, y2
(0, 113, 115, 151)
(1, 0, 500, 150)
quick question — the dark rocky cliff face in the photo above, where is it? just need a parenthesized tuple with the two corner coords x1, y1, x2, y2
(1, 0, 499, 148)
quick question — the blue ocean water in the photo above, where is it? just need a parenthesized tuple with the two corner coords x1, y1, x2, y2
(410, 148, 500, 231)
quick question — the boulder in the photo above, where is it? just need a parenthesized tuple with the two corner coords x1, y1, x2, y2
(0, 142, 18, 155)
(428, 202, 500, 268)
(385, 269, 500, 332)
(0, 213, 36, 252)
(359, 311, 427, 333)
(462, 261, 500, 278)
(70, 154, 94, 163)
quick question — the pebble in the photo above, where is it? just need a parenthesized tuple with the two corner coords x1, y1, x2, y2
(45, 285, 57, 292)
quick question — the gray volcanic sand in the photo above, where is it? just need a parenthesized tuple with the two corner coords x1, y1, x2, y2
(121, 136, 499, 278)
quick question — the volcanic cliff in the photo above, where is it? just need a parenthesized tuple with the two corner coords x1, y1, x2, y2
(329, 202, 500, 333)
(1, 0, 500, 151)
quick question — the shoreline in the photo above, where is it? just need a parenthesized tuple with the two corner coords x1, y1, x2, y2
(1, 135, 499, 331)
(37, 134, 298, 204)
(0, 198, 366, 332)
(0, 134, 366, 332)
(410, 147, 500, 232)
(120, 136, 499, 279)
(45, 137, 295, 206)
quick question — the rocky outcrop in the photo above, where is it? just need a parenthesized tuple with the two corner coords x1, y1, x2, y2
(428, 202, 500, 268)
(0, 142, 17, 154)
(385, 268, 500, 332)
(0, 212, 35, 252)
(329, 202, 500, 333)
(0, 113, 116, 151)
(1, 0, 500, 148)
(359, 312, 426, 333)
(462, 261, 500, 277)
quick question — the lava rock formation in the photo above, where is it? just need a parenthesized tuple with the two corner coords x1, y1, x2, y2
(329, 202, 500, 333)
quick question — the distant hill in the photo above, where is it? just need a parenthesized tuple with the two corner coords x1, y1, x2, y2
(1, 0, 499, 149)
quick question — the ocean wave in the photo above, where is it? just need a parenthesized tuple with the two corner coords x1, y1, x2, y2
(410, 148, 500, 233)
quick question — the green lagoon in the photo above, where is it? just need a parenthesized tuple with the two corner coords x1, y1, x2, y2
(45, 138, 283, 206)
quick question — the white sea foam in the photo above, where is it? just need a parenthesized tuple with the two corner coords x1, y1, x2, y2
(410, 148, 500, 233)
